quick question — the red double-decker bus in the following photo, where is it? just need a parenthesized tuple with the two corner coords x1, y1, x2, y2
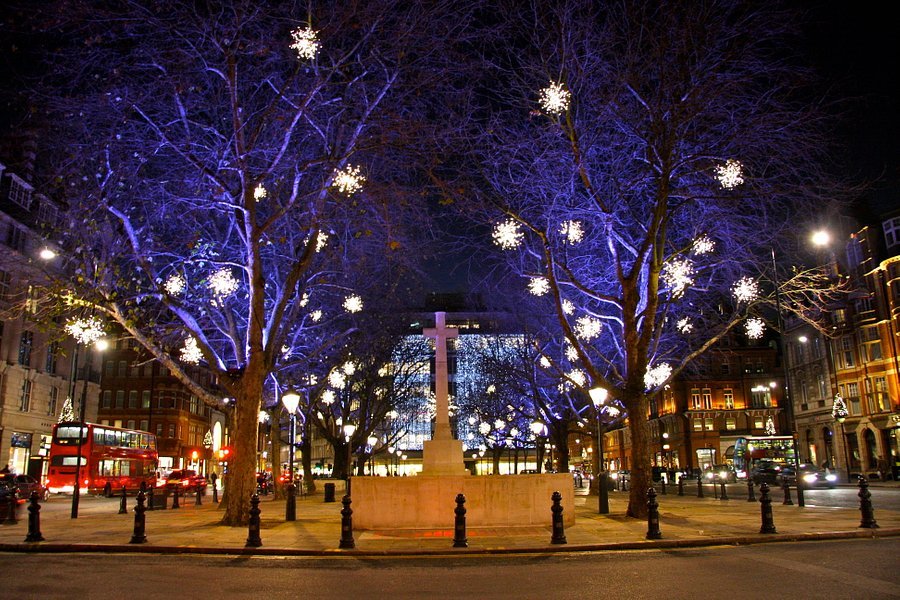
(47, 422, 159, 496)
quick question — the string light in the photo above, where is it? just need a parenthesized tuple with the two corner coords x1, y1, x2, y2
(329, 371, 346, 389)
(180, 336, 202, 364)
(662, 257, 694, 297)
(253, 185, 267, 201)
(65, 316, 105, 345)
(732, 276, 759, 303)
(208, 268, 238, 298)
(310, 309, 323, 322)
(692, 235, 715, 255)
(332, 165, 365, 195)
(539, 81, 570, 115)
(321, 390, 336, 405)
(676, 317, 693, 334)
(315, 232, 329, 252)
(164, 273, 186, 296)
(492, 219, 523, 249)
(290, 26, 320, 60)
(561, 299, 575, 315)
(716, 159, 744, 189)
(559, 220, 584, 244)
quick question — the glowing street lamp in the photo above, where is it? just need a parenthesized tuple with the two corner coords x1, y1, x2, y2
(281, 388, 301, 521)
(590, 385, 611, 514)
(343, 423, 356, 493)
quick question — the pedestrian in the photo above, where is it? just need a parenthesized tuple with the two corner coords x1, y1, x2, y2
(210, 471, 218, 490)
(876, 456, 888, 481)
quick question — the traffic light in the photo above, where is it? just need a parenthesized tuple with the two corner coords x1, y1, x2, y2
(217, 447, 232, 462)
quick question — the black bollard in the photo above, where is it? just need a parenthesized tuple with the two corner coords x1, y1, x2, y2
(782, 481, 793, 506)
(24, 490, 44, 543)
(146, 487, 155, 512)
(661, 478, 667, 495)
(677, 474, 684, 496)
(171, 486, 180, 509)
(130, 489, 148, 544)
(453, 493, 468, 548)
(758, 482, 776, 534)
(246, 493, 262, 547)
(646, 487, 662, 540)
(339, 494, 355, 549)
(119, 486, 128, 514)
(213, 483, 219, 504)
(720, 480, 728, 500)
(747, 480, 756, 502)
(857, 477, 879, 529)
(697, 475, 704, 498)
(285, 482, 297, 522)
(3, 490, 18, 525)
(196, 484, 202, 506)
(550, 491, 567, 544)
(324, 482, 336, 503)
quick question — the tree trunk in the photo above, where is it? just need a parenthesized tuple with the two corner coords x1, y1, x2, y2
(492, 447, 502, 475)
(332, 439, 350, 480)
(625, 393, 651, 518)
(220, 366, 265, 526)
(271, 409, 284, 500)
(550, 422, 570, 473)
(299, 431, 316, 494)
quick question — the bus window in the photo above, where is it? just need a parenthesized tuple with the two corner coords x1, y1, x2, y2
(54, 425, 88, 444)
(50, 455, 87, 467)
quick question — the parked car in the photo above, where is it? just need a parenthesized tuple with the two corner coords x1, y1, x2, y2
(750, 461, 786, 485)
(702, 464, 737, 483)
(778, 463, 838, 489)
(164, 469, 207, 491)
(0, 473, 48, 503)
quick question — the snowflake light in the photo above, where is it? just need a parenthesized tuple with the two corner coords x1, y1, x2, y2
(559, 220, 584, 244)
(479, 422, 491, 435)
(676, 317, 693, 334)
(180, 336, 202, 365)
(565, 345, 578, 362)
(290, 26, 320, 60)
(321, 390, 336, 405)
(310, 309, 322, 322)
(539, 81, 570, 115)
(299, 292, 309, 307)
(492, 220, 523, 249)
(208, 268, 238, 298)
(342, 361, 356, 376)
(65, 316, 105, 345)
(716, 159, 744, 189)
(164, 273, 186, 296)
(692, 235, 715, 255)
(661, 257, 694, 297)
(332, 165, 365, 195)
(745, 317, 766, 339)
(315, 232, 329, 252)
(528, 276, 549, 296)
(575, 316, 602, 341)
(258, 410, 270, 424)
(343, 294, 363, 313)
(329, 371, 346, 389)
(281, 345, 292, 358)
(486, 384, 496, 394)
(732, 276, 759, 304)
(561, 299, 575, 315)
(567, 368, 586, 387)
(540, 356, 552, 368)
(253, 185, 267, 201)
(493, 419, 505, 431)
(644, 363, 672, 389)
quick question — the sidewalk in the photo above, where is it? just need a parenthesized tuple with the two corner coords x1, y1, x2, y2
(1, 485, 898, 557)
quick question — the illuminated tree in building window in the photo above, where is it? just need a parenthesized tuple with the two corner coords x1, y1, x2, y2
(458, 1, 848, 517)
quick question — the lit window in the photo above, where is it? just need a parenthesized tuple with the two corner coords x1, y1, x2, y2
(8, 174, 33, 210)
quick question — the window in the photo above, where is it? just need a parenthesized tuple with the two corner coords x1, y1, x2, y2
(724, 388, 734, 409)
(127, 419, 135, 430)
(693, 419, 703, 431)
(45, 341, 59, 373)
(140, 420, 148, 432)
(704, 418, 715, 431)
(115, 390, 125, 408)
(18, 331, 33, 366)
(5, 227, 26, 252)
(102, 390, 112, 408)
(105, 360, 115, 376)
(48, 386, 58, 416)
(117, 361, 127, 377)
(702, 388, 712, 409)
(168, 424, 176, 438)
(725, 417, 736, 431)
(841, 337, 854, 368)
(750, 386, 772, 408)
(141, 390, 151, 408)
(20, 379, 33, 411)
(846, 382, 861, 414)
(8, 175, 33, 209)
(155, 423, 163, 437)
(754, 417, 764, 429)
(37, 199, 58, 227)
(818, 374, 827, 400)
(883, 217, 900, 248)
(128, 390, 138, 408)
(130, 364, 140, 377)
(691, 388, 701, 409)
(873, 377, 889, 412)
(720, 362, 730, 375)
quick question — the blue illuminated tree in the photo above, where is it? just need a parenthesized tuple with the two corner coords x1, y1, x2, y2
(21, 1, 469, 524)
(460, 1, 849, 517)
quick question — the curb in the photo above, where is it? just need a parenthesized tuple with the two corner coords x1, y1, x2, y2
(2, 528, 898, 558)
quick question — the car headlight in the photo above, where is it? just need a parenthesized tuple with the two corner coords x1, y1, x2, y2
(803, 474, 817, 483)
(611, 473, 618, 480)
(719, 471, 727, 479)
(705, 473, 714, 480)
(825, 474, 837, 482)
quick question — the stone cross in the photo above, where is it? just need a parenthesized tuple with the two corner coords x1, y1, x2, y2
(423, 312, 458, 441)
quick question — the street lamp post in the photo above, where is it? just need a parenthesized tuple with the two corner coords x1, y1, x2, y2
(771, 248, 805, 507)
(281, 388, 301, 521)
(68, 328, 107, 519)
(530, 421, 545, 473)
(832, 394, 853, 482)
(343, 423, 356, 494)
(590, 386, 610, 515)
(367, 436, 378, 475)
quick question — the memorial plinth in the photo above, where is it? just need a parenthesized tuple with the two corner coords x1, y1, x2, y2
(352, 474, 575, 529)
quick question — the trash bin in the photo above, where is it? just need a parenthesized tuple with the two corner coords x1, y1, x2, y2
(324, 482, 336, 503)
(148, 488, 170, 510)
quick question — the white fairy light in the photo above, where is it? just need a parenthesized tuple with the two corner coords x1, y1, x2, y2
(258, 410, 270, 424)
(164, 273, 186, 296)
(575, 315, 602, 341)
(528, 276, 549, 296)
(567, 368, 586, 387)
(539, 81, 571, 115)
(343, 294, 363, 313)
(565, 345, 579, 362)
(692, 235, 715, 255)
(342, 361, 356, 376)
(180, 336, 202, 365)
(310, 309, 323, 322)
(281, 345, 292, 358)
(328, 370, 346, 389)
(492, 219, 523, 249)
(65, 316, 105, 345)
(540, 356, 552, 368)
(644, 363, 672, 389)
(493, 419, 506, 431)
(732, 276, 759, 304)
(299, 292, 309, 307)
(716, 159, 744, 189)
(290, 26, 320, 60)
(561, 299, 575, 315)
(765, 416, 776, 436)
(661, 257, 694, 298)
(321, 390, 336, 405)
(486, 384, 496, 394)
(745, 317, 766, 339)
(478, 422, 491, 435)
(559, 220, 584, 244)
(315, 231, 329, 252)
(253, 185, 267, 201)
(676, 317, 693, 334)
(332, 165, 365, 195)
(208, 268, 238, 298)
(606, 405, 621, 418)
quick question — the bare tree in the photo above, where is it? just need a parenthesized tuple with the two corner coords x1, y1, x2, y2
(458, 1, 850, 517)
